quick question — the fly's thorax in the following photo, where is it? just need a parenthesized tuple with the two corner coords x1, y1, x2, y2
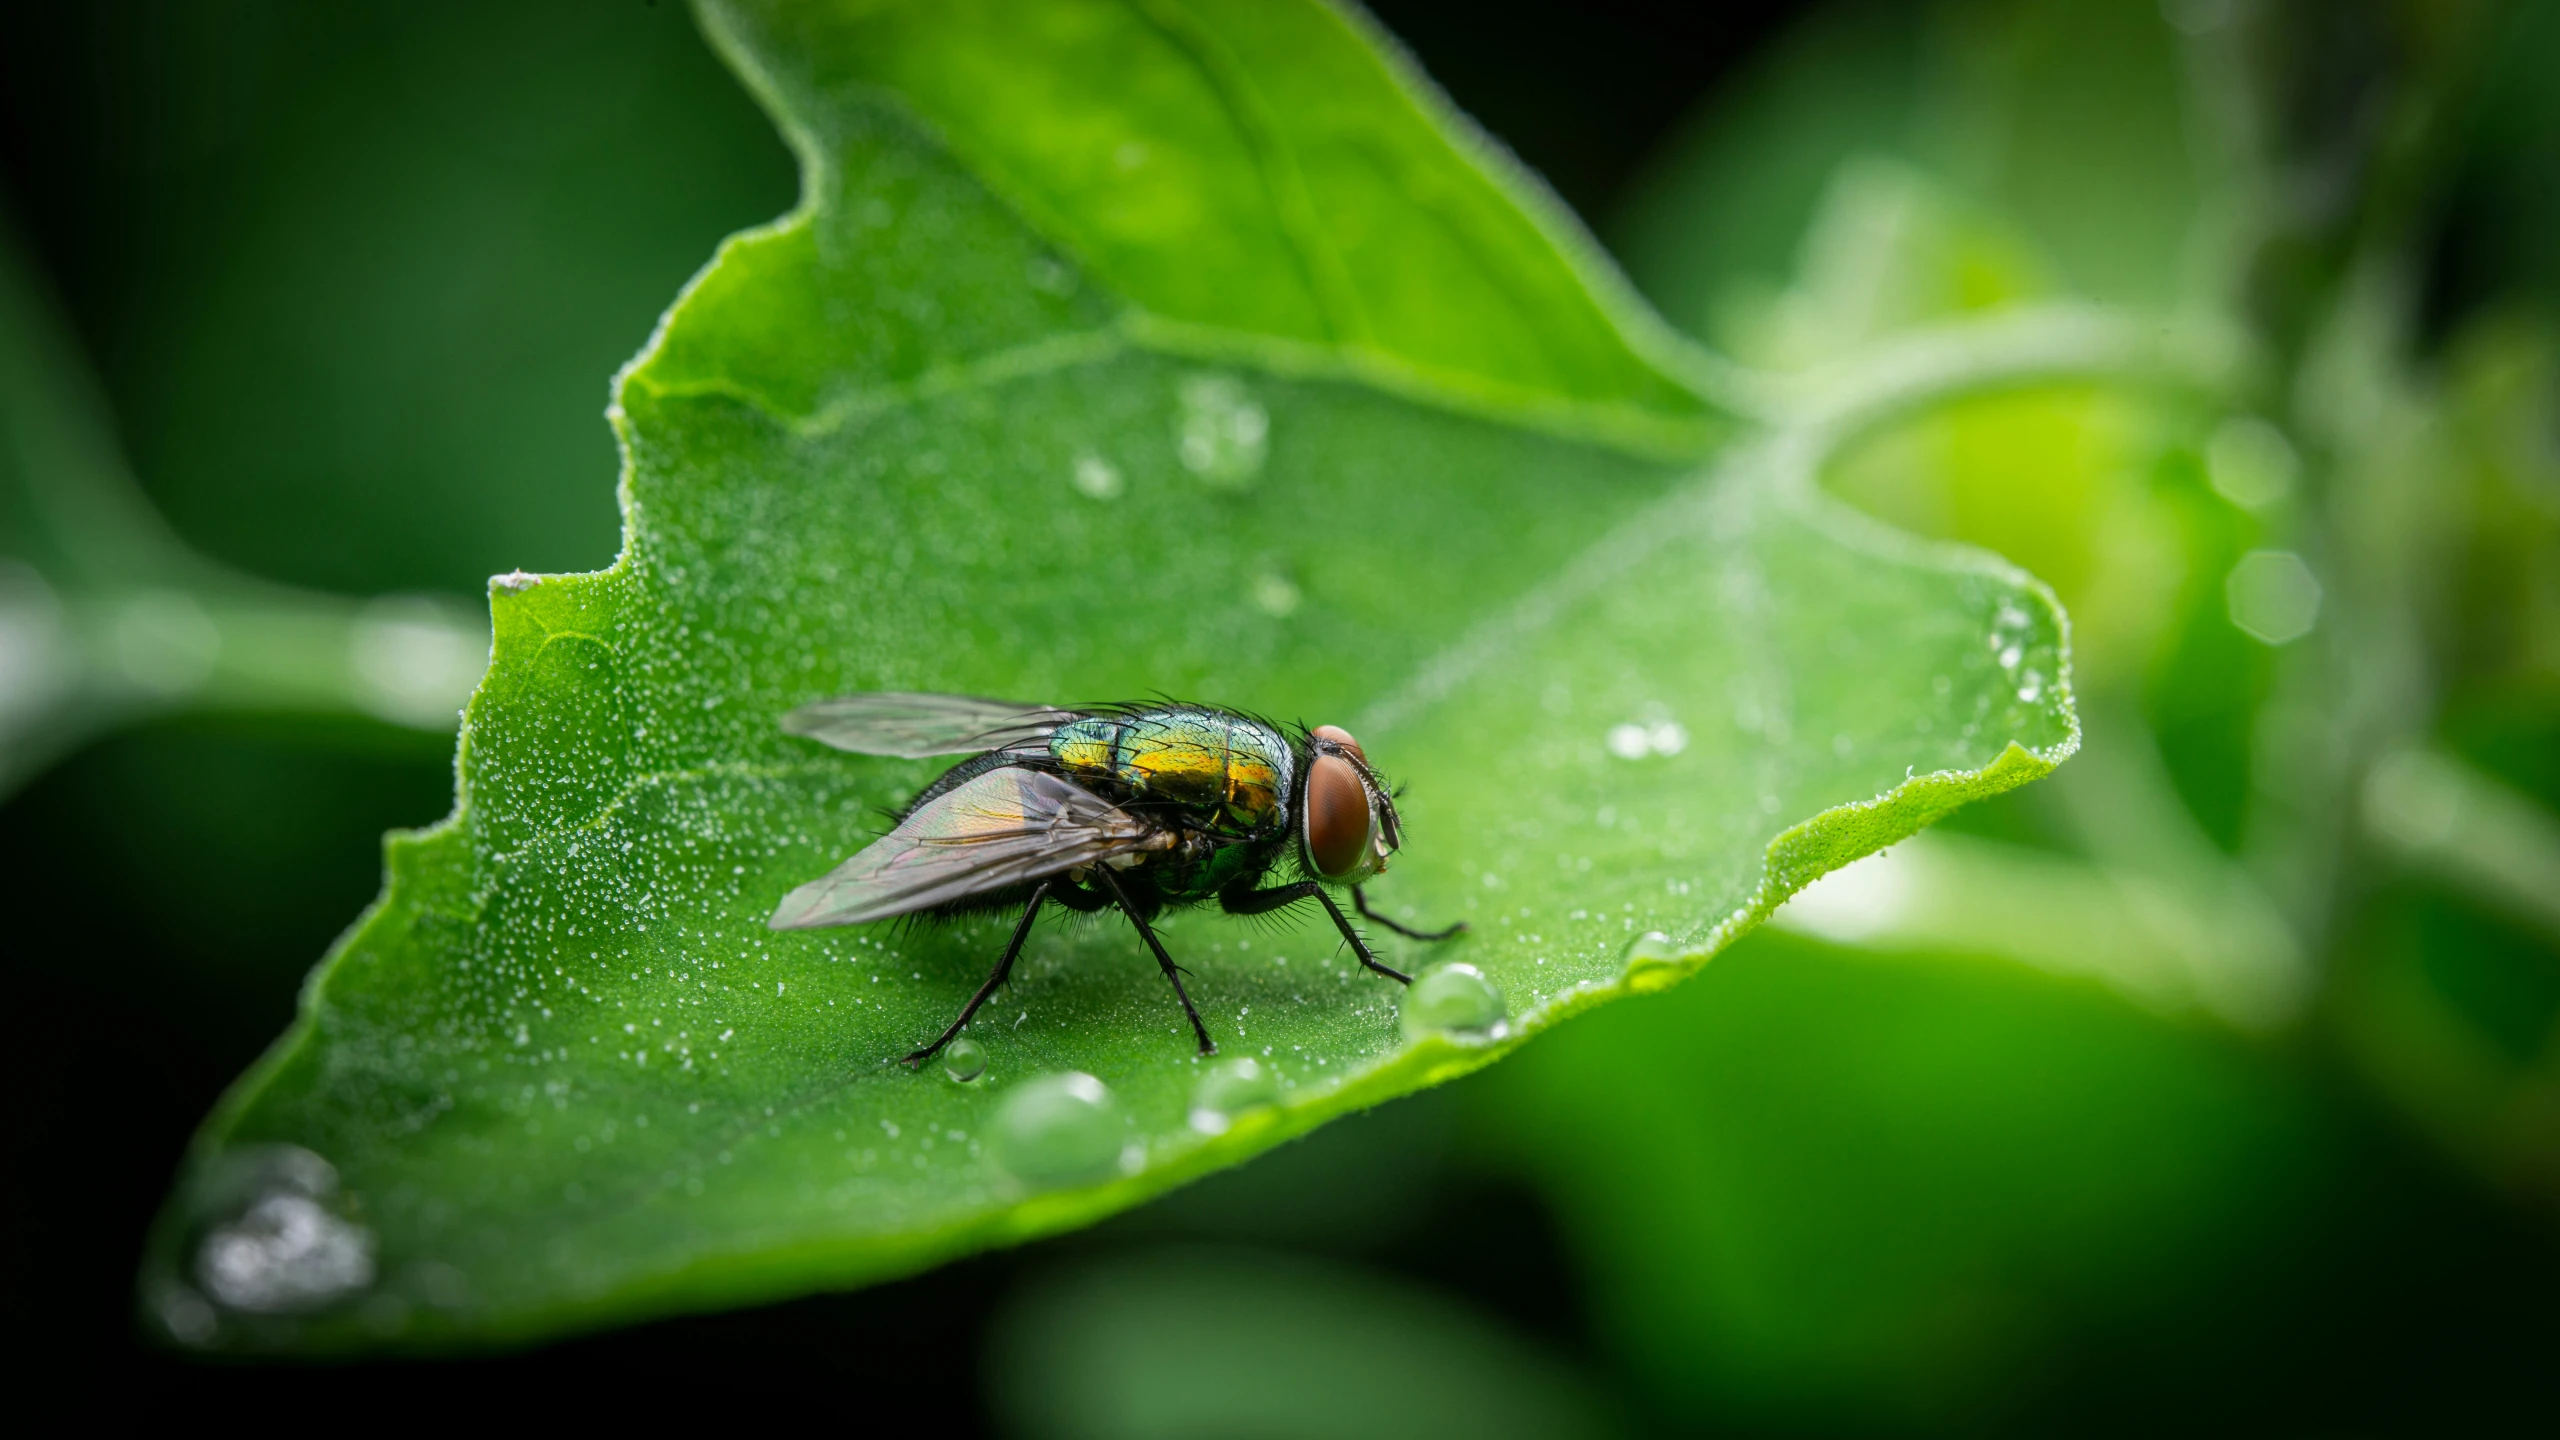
(1048, 717, 1123, 781)
(1089, 708, 1292, 832)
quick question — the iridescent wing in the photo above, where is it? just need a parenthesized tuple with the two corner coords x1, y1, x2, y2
(768, 765, 1167, 929)
(779, 691, 1082, 758)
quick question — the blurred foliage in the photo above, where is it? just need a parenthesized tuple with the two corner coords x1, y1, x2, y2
(3, 0, 2555, 1430)
(1, 0, 797, 1393)
(990, 1245, 1617, 1440)
(8, 0, 795, 595)
(1472, 929, 2326, 1427)
(1420, 0, 2560, 1430)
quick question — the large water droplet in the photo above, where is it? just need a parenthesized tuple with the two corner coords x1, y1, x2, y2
(187, 1145, 376, 1318)
(1188, 1057, 1280, 1134)
(1174, 374, 1268, 489)
(993, 1071, 1124, 1187)
(942, 1037, 988, 1082)
(1622, 931, 1685, 993)
(1400, 963, 1508, 1042)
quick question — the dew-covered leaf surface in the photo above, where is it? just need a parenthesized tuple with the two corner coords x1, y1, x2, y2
(145, 0, 2076, 1352)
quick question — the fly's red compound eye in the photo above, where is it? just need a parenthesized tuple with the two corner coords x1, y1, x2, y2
(1312, 724, 1366, 765)
(1304, 753, 1373, 879)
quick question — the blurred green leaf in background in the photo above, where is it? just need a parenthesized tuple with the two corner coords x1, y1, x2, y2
(5, 0, 2558, 1431)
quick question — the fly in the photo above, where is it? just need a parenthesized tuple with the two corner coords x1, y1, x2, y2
(767, 692, 1465, 1062)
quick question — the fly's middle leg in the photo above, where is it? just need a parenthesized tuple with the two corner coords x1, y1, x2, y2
(1096, 868, 1217, 1055)
(902, 880, 1049, 1066)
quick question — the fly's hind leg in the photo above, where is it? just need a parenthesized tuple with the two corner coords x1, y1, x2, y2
(902, 880, 1050, 1066)
(1353, 886, 1466, 942)
(1094, 867, 1216, 1056)
(1221, 880, 1413, 985)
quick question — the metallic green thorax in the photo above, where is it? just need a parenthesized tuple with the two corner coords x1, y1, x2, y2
(1046, 707, 1296, 901)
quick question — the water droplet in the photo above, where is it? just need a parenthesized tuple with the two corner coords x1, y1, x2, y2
(1622, 931, 1685, 993)
(186, 1146, 376, 1319)
(1400, 963, 1508, 1042)
(1071, 451, 1123, 500)
(2226, 549, 2322, 644)
(993, 1072, 1124, 1187)
(1174, 374, 1268, 488)
(1608, 716, 1686, 759)
(1250, 568, 1301, 617)
(2205, 414, 2297, 510)
(1188, 1057, 1280, 1134)
(942, 1037, 988, 1082)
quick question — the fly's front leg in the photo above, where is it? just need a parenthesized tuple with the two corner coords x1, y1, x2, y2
(903, 880, 1050, 1066)
(1353, 886, 1466, 942)
(1095, 867, 1217, 1055)
(1221, 880, 1413, 985)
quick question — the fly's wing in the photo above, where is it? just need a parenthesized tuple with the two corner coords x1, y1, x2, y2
(779, 692, 1081, 758)
(768, 766, 1165, 929)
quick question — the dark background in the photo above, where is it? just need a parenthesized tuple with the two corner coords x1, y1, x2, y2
(4, 0, 2553, 1429)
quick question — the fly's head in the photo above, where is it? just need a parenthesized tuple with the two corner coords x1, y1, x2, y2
(1300, 724, 1401, 885)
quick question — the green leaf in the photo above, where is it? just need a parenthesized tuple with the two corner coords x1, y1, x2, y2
(145, 0, 2079, 1353)
(699, 0, 1711, 438)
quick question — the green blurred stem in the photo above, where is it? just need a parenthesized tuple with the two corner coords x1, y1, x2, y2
(2364, 749, 2560, 953)
(1708, 304, 2258, 431)
(0, 211, 485, 798)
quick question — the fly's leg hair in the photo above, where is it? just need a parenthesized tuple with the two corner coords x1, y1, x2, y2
(1353, 886, 1466, 942)
(903, 880, 1051, 1066)
(1047, 878, 1113, 913)
(1221, 881, 1413, 985)
(1096, 867, 1218, 1056)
